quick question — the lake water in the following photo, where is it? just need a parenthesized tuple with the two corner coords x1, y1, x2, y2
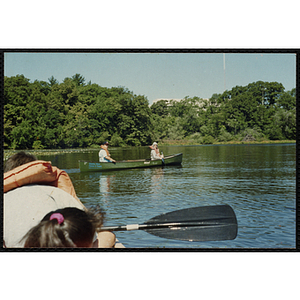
(38, 143, 296, 249)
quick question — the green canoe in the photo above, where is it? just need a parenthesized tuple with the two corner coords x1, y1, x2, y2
(79, 153, 183, 172)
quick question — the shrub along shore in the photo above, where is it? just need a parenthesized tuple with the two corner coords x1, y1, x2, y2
(159, 139, 296, 146)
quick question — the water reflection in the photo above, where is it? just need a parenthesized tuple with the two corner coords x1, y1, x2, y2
(150, 168, 164, 194)
(99, 173, 115, 200)
(97, 167, 166, 198)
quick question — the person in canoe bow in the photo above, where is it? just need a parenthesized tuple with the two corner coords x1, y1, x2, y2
(99, 141, 116, 163)
(150, 142, 164, 160)
(3, 151, 121, 248)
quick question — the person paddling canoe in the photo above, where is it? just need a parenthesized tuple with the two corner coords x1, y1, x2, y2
(150, 142, 164, 160)
(99, 141, 116, 163)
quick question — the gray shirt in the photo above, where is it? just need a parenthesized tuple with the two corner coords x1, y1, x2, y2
(4, 184, 85, 248)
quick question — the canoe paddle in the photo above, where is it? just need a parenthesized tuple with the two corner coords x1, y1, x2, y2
(101, 204, 238, 242)
(161, 152, 165, 165)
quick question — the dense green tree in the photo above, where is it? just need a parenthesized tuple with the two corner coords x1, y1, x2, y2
(4, 75, 33, 148)
(277, 88, 296, 110)
(72, 73, 86, 86)
(265, 108, 296, 140)
(150, 100, 169, 116)
(4, 76, 296, 150)
(48, 76, 59, 87)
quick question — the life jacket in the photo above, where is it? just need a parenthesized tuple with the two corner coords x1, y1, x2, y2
(100, 145, 110, 157)
(3, 160, 80, 202)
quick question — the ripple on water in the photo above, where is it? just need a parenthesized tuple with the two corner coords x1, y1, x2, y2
(67, 144, 296, 248)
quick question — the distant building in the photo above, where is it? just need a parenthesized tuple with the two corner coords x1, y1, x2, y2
(151, 97, 210, 109)
(151, 98, 182, 105)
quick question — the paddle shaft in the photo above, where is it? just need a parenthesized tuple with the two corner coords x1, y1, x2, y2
(101, 219, 232, 232)
(101, 223, 184, 232)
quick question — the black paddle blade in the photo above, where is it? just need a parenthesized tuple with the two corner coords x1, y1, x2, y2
(143, 205, 238, 242)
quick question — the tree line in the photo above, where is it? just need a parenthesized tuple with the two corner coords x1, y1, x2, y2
(4, 74, 296, 150)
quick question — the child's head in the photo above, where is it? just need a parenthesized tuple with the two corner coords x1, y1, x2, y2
(22, 207, 105, 248)
(4, 151, 37, 172)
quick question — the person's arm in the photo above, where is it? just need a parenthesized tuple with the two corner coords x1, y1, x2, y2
(99, 149, 116, 163)
(92, 231, 116, 248)
(104, 156, 116, 163)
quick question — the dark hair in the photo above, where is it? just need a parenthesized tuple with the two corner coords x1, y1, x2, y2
(4, 151, 37, 172)
(22, 207, 105, 248)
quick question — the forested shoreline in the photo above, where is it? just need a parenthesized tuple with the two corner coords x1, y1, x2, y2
(4, 74, 296, 150)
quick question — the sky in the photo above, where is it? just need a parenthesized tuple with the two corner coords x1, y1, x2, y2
(4, 51, 296, 105)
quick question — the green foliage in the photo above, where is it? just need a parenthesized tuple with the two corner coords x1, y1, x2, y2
(48, 76, 58, 87)
(237, 127, 266, 142)
(218, 127, 233, 142)
(110, 133, 126, 147)
(32, 140, 45, 150)
(4, 75, 296, 150)
(4, 74, 153, 149)
(188, 132, 202, 143)
(201, 135, 215, 145)
(72, 73, 86, 86)
(151, 100, 169, 116)
(277, 88, 296, 110)
(166, 117, 186, 140)
(265, 108, 296, 140)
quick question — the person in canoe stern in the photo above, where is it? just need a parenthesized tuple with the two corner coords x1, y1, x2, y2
(150, 142, 164, 160)
(3, 151, 120, 248)
(99, 141, 116, 163)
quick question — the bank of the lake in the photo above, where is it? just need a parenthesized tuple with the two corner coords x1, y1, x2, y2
(159, 139, 296, 146)
(3, 140, 296, 161)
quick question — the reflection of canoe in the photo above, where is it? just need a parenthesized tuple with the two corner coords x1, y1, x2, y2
(79, 153, 183, 172)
